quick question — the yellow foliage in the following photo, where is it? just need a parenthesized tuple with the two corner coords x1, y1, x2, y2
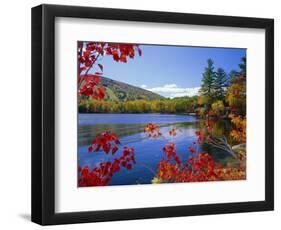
(198, 95, 211, 105)
(226, 83, 246, 108)
(211, 100, 225, 115)
(215, 166, 246, 180)
(151, 177, 162, 184)
(229, 113, 246, 143)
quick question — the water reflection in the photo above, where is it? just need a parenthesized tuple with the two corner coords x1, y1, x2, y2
(78, 114, 237, 185)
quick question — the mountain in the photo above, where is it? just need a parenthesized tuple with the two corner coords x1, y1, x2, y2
(100, 76, 164, 101)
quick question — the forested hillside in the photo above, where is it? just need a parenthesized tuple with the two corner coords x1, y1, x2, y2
(99, 76, 164, 101)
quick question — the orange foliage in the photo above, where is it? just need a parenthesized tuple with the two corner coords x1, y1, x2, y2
(79, 130, 136, 186)
(88, 131, 121, 154)
(78, 42, 141, 100)
(144, 123, 162, 138)
(169, 128, 177, 137)
(79, 147, 136, 186)
(229, 113, 246, 143)
(154, 128, 245, 183)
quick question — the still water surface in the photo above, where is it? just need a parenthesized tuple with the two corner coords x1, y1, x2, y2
(78, 113, 230, 186)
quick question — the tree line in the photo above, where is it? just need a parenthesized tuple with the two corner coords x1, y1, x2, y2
(79, 56, 246, 118)
(197, 57, 246, 118)
(79, 96, 198, 114)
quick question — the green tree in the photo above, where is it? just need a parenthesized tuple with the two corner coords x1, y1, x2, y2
(213, 68, 228, 100)
(200, 59, 216, 114)
(200, 59, 215, 98)
(228, 70, 239, 85)
(239, 56, 246, 75)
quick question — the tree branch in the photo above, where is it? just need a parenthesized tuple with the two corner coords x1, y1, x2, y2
(207, 136, 237, 159)
(84, 43, 106, 75)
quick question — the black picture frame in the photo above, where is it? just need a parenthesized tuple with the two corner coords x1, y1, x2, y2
(31, 4, 274, 225)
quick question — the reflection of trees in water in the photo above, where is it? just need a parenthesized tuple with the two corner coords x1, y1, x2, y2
(78, 122, 197, 146)
(78, 123, 144, 146)
(78, 118, 240, 167)
(197, 119, 232, 140)
(197, 119, 241, 166)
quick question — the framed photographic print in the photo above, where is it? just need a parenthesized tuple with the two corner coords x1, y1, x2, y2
(31, 4, 274, 225)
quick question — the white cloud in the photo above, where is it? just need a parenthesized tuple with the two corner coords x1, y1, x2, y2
(140, 84, 147, 88)
(146, 84, 200, 98)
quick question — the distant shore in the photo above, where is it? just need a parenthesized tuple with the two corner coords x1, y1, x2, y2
(79, 112, 197, 116)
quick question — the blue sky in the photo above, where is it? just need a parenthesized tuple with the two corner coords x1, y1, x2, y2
(89, 44, 246, 98)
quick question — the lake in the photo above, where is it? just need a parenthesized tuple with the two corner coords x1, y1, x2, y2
(78, 113, 231, 186)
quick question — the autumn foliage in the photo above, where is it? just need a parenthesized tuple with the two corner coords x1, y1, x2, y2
(144, 123, 162, 138)
(78, 42, 142, 100)
(78, 42, 246, 187)
(79, 130, 136, 186)
(79, 146, 136, 186)
(77, 42, 142, 186)
(88, 131, 121, 154)
(78, 74, 106, 100)
(229, 114, 246, 143)
(154, 127, 245, 183)
(163, 143, 181, 165)
(169, 128, 177, 137)
(155, 130, 218, 183)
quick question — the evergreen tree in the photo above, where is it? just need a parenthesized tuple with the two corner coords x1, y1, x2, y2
(228, 70, 239, 85)
(213, 68, 228, 100)
(200, 58, 216, 99)
(239, 56, 246, 75)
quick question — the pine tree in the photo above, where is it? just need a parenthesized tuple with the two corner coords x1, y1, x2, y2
(213, 68, 228, 100)
(239, 56, 246, 76)
(200, 59, 215, 99)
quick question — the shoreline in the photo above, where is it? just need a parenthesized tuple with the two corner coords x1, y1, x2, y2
(79, 112, 197, 116)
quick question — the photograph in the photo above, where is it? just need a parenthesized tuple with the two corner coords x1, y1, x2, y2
(77, 42, 247, 187)
(30, 3, 274, 225)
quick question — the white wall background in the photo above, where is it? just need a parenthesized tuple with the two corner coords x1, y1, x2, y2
(0, 0, 279, 229)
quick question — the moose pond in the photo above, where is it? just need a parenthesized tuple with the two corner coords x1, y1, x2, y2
(78, 113, 235, 186)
